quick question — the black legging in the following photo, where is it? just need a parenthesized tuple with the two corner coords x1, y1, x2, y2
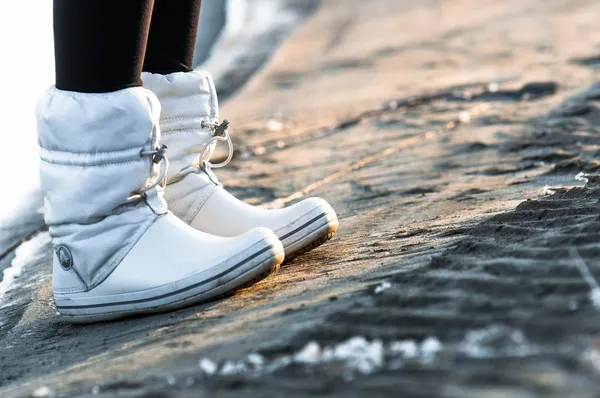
(53, 0, 202, 93)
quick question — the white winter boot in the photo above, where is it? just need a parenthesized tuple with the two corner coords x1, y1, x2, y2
(142, 71, 339, 261)
(37, 86, 284, 323)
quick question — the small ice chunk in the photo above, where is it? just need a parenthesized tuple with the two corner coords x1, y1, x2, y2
(253, 146, 266, 156)
(459, 325, 535, 358)
(238, 150, 253, 160)
(247, 353, 265, 367)
(354, 358, 377, 375)
(421, 337, 442, 354)
(166, 375, 176, 385)
(590, 289, 600, 309)
(219, 360, 248, 376)
(276, 140, 286, 149)
(386, 100, 399, 110)
(199, 358, 217, 376)
(335, 337, 384, 374)
(32, 387, 53, 398)
(582, 348, 600, 372)
(568, 300, 579, 311)
(575, 171, 589, 183)
(420, 337, 443, 363)
(321, 347, 335, 361)
(488, 82, 499, 93)
(265, 355, 292, 373)
(374, 281, 392, 294)
(294, 341, 321, 364)
(458, 111, 471, 124)
(0, 232, 51, 304)
(543, 185, 556, 195)
(91, 386, 100, 395)
(334, 336, 369, 360)
(389, 340, 419, 358)
(367, 340, 384, 367)
(266, 119, 284, 132)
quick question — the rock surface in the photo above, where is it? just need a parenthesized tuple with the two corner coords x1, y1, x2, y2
(3, 0, 600, 396)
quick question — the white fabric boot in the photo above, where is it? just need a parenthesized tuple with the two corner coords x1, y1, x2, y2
(37, 86, 283, 323)
(142, 71, 338, 262)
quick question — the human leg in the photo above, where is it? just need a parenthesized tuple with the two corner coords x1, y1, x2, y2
(143, 0, 202, 74)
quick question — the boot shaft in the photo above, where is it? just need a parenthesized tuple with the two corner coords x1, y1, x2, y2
(37, 86, 167, 291)
(142, 71, 219, 182)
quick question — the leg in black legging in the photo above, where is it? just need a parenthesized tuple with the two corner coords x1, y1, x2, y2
(143, 0, 202, 74)
(53, 0, 155, 93)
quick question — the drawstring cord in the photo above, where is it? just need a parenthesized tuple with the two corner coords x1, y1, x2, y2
(199, 119, 233, 169)
(128, 144, 169, 201)
(132, 118, 232, 201)
(141, 144, 169, 193)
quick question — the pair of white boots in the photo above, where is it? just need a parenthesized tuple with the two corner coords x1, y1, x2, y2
(37, 71, 338, 323)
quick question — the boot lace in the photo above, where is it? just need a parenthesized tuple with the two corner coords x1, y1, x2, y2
(134, 144, 169, 198)
(199, 119, 233, 169)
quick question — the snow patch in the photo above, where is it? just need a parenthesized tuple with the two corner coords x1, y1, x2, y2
(196, 336, 444, 379)
(543, 185, 557, 195)
(199, 358, 218, 375)
(32, 386, 55, 398)
(582, 348, 600, 373)
(458, 111, 471, 124)
(389, 340, 419, 358)
(420, 337, 443, 363)
(459, 325, 538, 358)
(575, 171, 590, 184)
(374, 281, 392, 294)
(0, 232, 51, 308)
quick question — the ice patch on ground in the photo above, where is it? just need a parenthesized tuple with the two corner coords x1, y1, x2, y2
(575, 171, 590, 184)
(458, 325, 538, 358)
(582, 348, 600, 373)
(32, 386, 55, 398)
(0, 232, 51, 309)
(197, 336, 444, 380)
(543, 184, 557, 195)
(374, 281, 392, 294)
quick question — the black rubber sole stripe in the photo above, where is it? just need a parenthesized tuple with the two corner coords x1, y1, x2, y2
(279, 212, 331, 241)
(56, 245, 272, 310)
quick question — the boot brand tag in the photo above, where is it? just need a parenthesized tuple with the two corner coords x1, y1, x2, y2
(55, 245, 73, 270)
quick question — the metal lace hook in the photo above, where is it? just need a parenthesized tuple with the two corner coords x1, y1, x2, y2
(200, 120, 233, 169)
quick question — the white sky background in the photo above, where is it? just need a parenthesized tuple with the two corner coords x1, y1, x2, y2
(0, 3, 54, 219)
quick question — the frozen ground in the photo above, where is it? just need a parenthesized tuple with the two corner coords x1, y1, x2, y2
(3, 0, 600, 397)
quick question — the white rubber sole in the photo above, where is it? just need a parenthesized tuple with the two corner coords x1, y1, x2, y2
(276, 207, 339, 263)
(55, 239, 283, 323)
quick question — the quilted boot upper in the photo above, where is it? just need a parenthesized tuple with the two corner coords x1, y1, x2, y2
(37, 86, 167, 292)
